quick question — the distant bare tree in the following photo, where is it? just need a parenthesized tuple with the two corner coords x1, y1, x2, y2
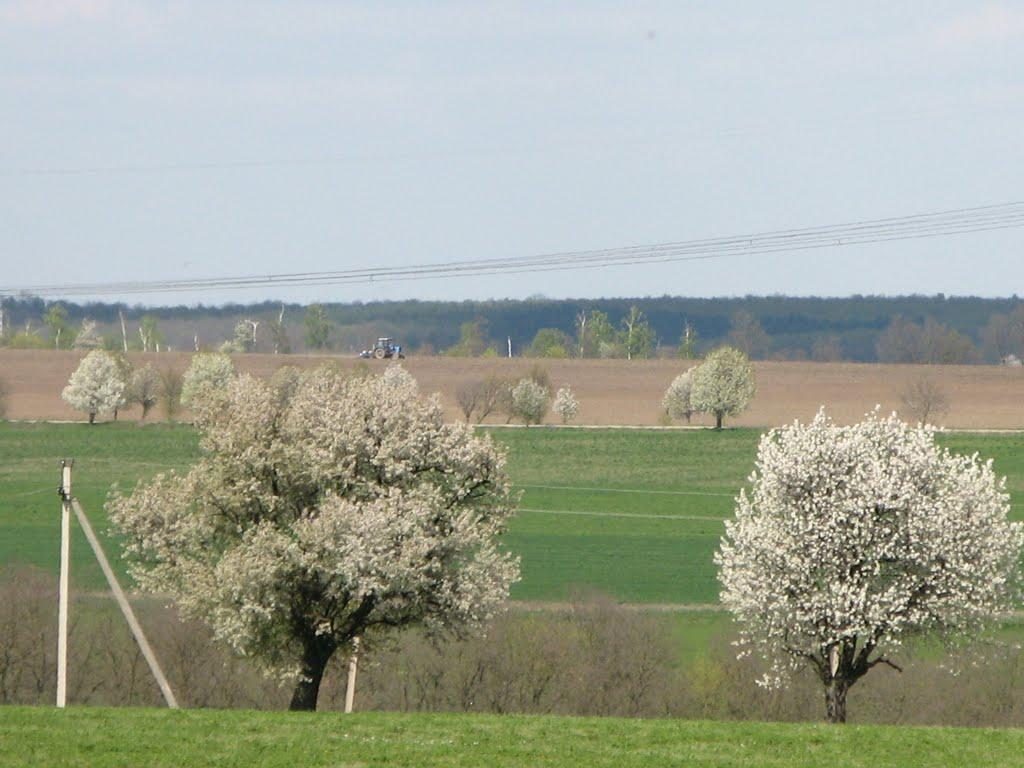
(127, 364, 163, 420)
(160, 368, 184, 422)
(476, 376, 509, 423)
(455, 382, 481, 422)
(727, 310, 770, 359)
(900, 377, 950, 424)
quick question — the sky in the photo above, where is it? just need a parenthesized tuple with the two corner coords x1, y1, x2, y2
(1, 1, 1022, 305)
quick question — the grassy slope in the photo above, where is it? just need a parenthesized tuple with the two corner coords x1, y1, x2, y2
(1, 423, 1022, 603)
(2, 707, 1022, 768)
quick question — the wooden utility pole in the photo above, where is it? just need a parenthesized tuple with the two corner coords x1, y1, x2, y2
(52, 460, 179, 709)
(344, 637, 360, 713)
(56, 460, 73, 708)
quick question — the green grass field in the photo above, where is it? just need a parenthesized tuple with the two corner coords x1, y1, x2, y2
(2, 422, 1023, 604)
(2, 707, 1022, 767)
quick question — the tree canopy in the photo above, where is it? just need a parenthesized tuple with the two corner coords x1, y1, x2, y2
(109, 365, 519, 710)
(717, 409, 1024, 723)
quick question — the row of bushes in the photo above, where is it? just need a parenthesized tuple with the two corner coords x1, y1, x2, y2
(2, 567, 1022, 726)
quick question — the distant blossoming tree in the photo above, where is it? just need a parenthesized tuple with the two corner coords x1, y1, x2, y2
(552, 386, 579, 424)
(510, 378, 549, 426)
(662, 370, 695, 424)
(180, 353, 236, 408)
(382, 363, 417, 391)
(717, 409, 1024, 724)
(109, 366, 519, 711)
(61, 351, 126, 424)
(690, 346, 755, 429)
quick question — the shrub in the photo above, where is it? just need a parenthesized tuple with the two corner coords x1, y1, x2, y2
(552, 386, 579, 424)
(510, 378, 549, 426)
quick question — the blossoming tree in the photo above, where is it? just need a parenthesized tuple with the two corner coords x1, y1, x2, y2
(552, 386, 579, 424)
(109, 366, 519, 711)
(61, 350, 126, 424)
(662, 370, 695, 424)
(510, 378, 549, 426)
(180, 352, 236, 408)
(717, 409, 1024, 723)
(690, 346, 754, 429)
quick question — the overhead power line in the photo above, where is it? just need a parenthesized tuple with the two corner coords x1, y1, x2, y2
(3, 201, 1023, 298)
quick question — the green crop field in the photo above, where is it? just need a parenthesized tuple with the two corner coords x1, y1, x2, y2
(2, 707, 1022, 768)
(2, 423, 1023, 604)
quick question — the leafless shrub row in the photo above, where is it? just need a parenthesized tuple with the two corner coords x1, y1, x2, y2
(3, 567, 1024, 726)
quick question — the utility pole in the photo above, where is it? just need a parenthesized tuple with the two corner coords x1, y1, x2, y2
(344, 637, 360, 713)
(56, 459, 73, 708)
(118, 310, 129, 353)
(53, 460, 179, 709)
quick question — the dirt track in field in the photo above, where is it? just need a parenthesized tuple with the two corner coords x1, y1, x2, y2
(2, 349, 1022, 428)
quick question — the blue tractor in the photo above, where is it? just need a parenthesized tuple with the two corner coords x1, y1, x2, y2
(359, 337, 404, 360)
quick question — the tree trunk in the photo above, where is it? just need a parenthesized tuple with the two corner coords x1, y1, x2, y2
(825, 679, 849, 724)
(715, 412, 723, 430)
(288, 638, 336, 711)
(88, 412, 96, 425)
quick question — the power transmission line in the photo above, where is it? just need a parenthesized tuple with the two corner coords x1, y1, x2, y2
(3, 201, 1023, 298)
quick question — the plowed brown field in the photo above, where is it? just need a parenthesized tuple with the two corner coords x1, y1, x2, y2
(1, 349, 1022, 428)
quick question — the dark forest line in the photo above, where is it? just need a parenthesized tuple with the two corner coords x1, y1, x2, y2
(2, 294, 1024, 363)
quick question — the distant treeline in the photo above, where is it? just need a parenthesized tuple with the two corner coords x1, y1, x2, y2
(2, 294, 1024, 363)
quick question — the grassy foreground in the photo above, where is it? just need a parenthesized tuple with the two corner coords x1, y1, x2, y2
(2, 707, 1022, 768)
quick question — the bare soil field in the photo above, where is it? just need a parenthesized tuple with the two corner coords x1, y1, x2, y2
(1, 349, 1022, 428)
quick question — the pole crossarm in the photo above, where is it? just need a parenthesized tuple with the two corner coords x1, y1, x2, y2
(71, 498, 180, 709)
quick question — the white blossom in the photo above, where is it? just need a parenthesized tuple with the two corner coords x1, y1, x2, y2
(382, 363, 418, 393)
(690, 346, 755, 429)
(716, 408, 1024, 722)
(108, 365, 519, 710)
(180, 353, 236, 408)
(662, 370, 694, 423)
(510, 378, 549, 426)
(61, 351, 126, 424)
(552, 386, 579, 424)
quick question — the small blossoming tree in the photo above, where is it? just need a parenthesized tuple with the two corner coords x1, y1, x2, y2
(690, 346, 754, 429)
(180, 352, 236, 408)
(552, 386, 579, 424)
(717, 409, 1024, 723)
(662, 370, 695, 424)
(510, 378, 549, 426)
(382, 363, 417, 391)
(61, 351, 126, 424)
(109, 365, 519, 711)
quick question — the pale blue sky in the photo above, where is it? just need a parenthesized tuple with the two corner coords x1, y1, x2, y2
(2, 1, 1022, 304)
